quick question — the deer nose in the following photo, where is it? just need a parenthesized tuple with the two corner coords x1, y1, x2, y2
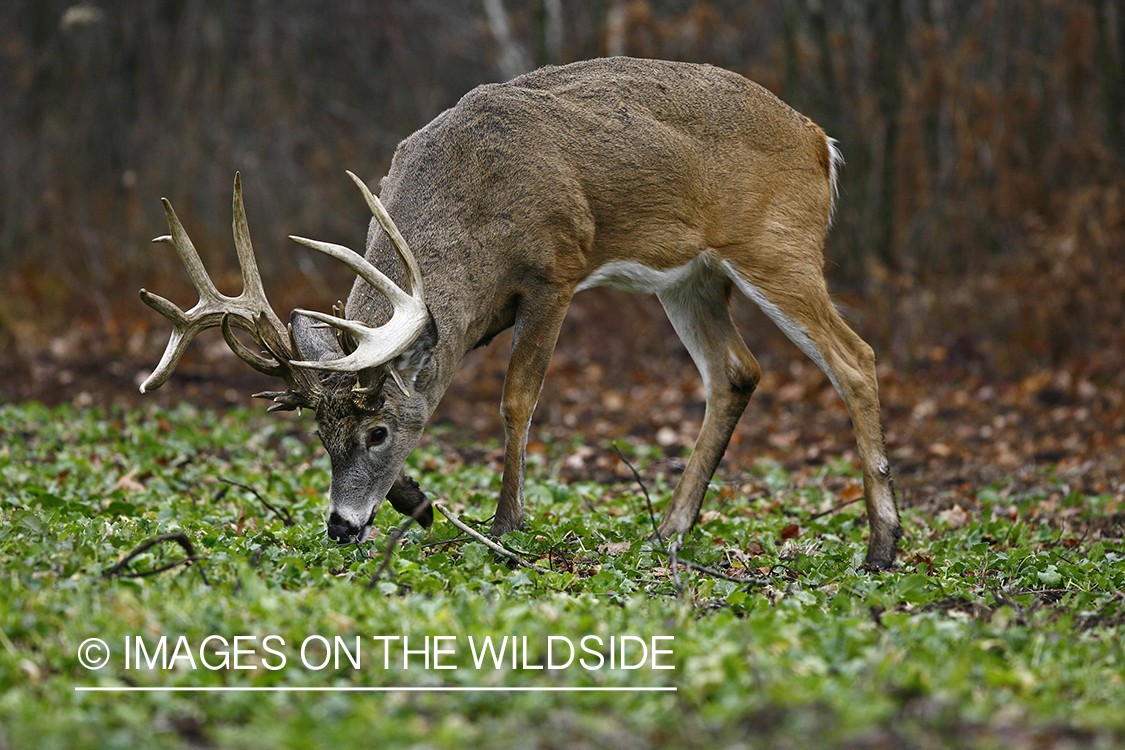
(326, 512, 363, 544)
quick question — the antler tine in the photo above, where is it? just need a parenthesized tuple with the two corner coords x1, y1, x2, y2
(345, 170, 424, 302)
(220, 313, 285, 378)
(235, 314, 322, 412)
(231, 173, 286, 336)
(288, 236, 416, 312)
(138, 174, 296, 396)
(139, 195, 234, 393)
(285, 172, 428, 382)
(332, 300, 358, 355)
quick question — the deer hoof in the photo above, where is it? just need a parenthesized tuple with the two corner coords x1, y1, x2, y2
(863, 527, 902, 570)
(487, 515, 524, 538)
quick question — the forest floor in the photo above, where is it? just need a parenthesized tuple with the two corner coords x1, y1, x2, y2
(4, 284, 1123, 534)
(3, 277, 1124, 749)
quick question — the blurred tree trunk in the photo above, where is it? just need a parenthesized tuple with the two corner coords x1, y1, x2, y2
(870, 0, 904, 271)
(786, 0, 903, 275)
(483, 0, 532, 79)
(1098, 0, 1125, 163)
(2, 0, 1123, 370)
(537, 0, 564, 65)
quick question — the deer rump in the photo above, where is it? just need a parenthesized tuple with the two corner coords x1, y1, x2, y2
(141, 57, 902, 569)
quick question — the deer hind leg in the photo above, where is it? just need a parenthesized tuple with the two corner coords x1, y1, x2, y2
(490, 293, 572, 537)
(721, 256, 902, 569)
(655, 270, 762, 543)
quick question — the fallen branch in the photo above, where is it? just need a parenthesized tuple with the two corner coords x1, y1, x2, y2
(433, 502, 551, 574)
(103, 533, 210, 585)
(219, 478, 294, 526)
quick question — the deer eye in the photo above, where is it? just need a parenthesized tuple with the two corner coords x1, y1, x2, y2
(366, 426, 389, 448)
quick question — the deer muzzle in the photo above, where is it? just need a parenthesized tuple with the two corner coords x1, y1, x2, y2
(325, 509, 373, 544)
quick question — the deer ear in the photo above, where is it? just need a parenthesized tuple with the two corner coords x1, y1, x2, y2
(290, 310, 344, 363)
(389, 310, 437, 391)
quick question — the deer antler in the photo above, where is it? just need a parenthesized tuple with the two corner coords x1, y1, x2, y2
(139, 174, 320, 410)
(287, 171, 428, 392)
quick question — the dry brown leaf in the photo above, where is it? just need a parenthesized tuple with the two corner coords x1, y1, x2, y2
(111, 469, 145, 494)
(938, 504, 970, 529)
(840, 482, 865, 503)
(597, 541, 631, 556)
(929, 442, 953, 458)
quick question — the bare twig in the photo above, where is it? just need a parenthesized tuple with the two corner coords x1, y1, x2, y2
(366, 498, 433, 590)
(613, 445, 687, 602)
(667, 533, 685, 602)
(676, 557, 769, 588)
(418, 534, 472, 549)
(219, 477, 294, 526)
(613, 446, 773, 596)
(433, 502, 551, 574)
(613, 443, 661, 538)
(805, 496, 864, 523)
(103, 533, 210, 585)
(582, 494, 599, 515)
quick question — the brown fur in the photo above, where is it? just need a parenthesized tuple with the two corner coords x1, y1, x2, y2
(340, 57, 900, 566)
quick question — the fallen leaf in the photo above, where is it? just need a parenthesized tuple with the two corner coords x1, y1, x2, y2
(597, 541, 631, 556)
(777, 382, 806, 402)
(929, 442, 953, 458)
(938, 504, 970, 529)
(111, 469, 145, 494)
(840, 482, 864, 503)
(779, 523, 800, 540)
(768, 430, 800, 450)
(602, 390, 625, 411)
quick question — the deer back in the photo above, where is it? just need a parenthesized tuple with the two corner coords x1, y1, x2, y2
(348, 57, 837, 363)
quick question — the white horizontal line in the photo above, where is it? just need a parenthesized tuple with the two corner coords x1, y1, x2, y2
(75, 686, 676, 693)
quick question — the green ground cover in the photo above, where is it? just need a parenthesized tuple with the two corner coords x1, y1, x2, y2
(1, 402, 1122, 749)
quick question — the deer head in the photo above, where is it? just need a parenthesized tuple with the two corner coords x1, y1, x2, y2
(140, 172, 434, 542)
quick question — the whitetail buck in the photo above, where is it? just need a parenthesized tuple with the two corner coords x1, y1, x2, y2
(140, 57, 902, 567)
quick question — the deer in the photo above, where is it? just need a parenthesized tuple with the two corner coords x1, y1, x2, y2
(139, 57, 902, 568)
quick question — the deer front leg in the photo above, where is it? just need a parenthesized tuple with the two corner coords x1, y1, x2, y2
(386, 472, 433, 528)
(490, 295, 571, 537)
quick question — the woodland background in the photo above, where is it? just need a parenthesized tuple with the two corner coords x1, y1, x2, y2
(1, 0, 1123, 507)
